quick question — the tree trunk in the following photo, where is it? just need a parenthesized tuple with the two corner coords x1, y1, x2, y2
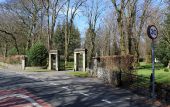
(87, 28, 96, 68)
(127, 0, 137, 55)
(12, 36, 20, 55)
(64, 0, 70, 66)
(46, 0, 51, 51)
(64, 22, 69, 66)
(118, 1, 126, 55)
(4, 42, 8, 58)
(118, 18, 126, 55)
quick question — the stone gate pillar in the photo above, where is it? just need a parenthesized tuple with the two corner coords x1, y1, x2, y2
(74, 52, 77, 71)
(74, 49, 87, 71)
(55, 53, 59, 71)
(82, 51, 86, 71)
(49, 54, 52, 70)
(48, 50, 59, 71)
(21, 55, 26, 70)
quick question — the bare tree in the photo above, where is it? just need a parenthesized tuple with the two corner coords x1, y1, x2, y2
(134, 0, 152, 63)
(126, 0, 138, 55)
(111, 0, 154, 63)
(64, 0, 86, 65)
(43, 0, 66, 51)
(0, 32, 9, 57)
(84, 0, 105, 67)
(17, 0, 41, 50)
(111, 0, 129, 55)
(0, 3, 25, 55)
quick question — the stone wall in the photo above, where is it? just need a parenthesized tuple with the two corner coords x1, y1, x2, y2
(91, 55, 135, 87)
(97, 67, 111, 83)
(0, 55, 24, 64)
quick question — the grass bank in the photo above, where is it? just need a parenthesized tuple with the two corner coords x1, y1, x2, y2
(137, 62, 170, 85)
(25, 67, 50, 72)
(67, 71, 89, 78)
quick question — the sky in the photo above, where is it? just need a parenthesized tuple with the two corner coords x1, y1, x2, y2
(74, 0, 112, 38)
(0, 0, 93, 37)
(74, 15, 88, 37)
(74, 0, 165, 38)
(0, 0, 5, 2)
(0, 0, 166, 38)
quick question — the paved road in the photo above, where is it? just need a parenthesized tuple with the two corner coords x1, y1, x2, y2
(0, 68, 154, 107)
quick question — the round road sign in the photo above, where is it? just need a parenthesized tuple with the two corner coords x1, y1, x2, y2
(147, 25, 158, 39)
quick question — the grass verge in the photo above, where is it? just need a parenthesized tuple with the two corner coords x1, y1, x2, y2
(137, 62, 170, 85)
(67, 71, 89, 78)
(25, 67, 50, 72)
(0, 62, 6, 68)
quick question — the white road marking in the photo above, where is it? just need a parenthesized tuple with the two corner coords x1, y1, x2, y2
(62, 86, 71, 91)
(79, 92, 89, 96)
(28, 76, 38, 80)
(101, 99, 112, 104)
(125, 97, 131, 100)
(28, 76, 34, 78)
(49, 82, 57, 85)
(110, 100, 124, 104)
(115, 101, 123, 103)
(0, 94, 42, 107)
(62, 86, 69, 89)
(41, 80, 46, 82)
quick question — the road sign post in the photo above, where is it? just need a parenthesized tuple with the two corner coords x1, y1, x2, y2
(151, 40, 155, 98)
(147, 25, 158, 99)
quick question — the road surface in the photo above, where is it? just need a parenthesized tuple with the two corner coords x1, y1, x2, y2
(0, 68, 154, 107)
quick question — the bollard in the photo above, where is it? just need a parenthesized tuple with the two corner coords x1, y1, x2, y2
(21, 56, 25, 70)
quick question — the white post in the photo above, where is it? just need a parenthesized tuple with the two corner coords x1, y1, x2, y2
(74, 53, 77, 71)
(55, 54, 58, 71)
(49, 54, 52, 70)
(83, 52, 86, 72)
(168, 61, 170, 69)
(21, 59, 25, 70)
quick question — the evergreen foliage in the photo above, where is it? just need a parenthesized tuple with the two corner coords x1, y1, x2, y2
(8, 48, 18, 56)
(155, 7, 170, 66)
(54, 22, 81, 56)
(27, 42, 48, 66)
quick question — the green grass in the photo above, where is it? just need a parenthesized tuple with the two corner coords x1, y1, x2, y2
(67, 71, 89, 78)
(137, 62, 170, 85)
(65, 62, 74, 70)
(59, 61, 74, 70)
(138, 62, 164, 69)
(26, 67, 50, 72)
(0, 62, 6, 68)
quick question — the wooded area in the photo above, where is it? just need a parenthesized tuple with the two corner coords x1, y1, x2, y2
(0, 0, 169, 67)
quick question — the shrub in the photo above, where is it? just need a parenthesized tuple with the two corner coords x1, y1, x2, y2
(155, 40, 170, 67)
(8, 48, 18, 56)
(164, 68, 169, 72)
(27, 42, 48, 66)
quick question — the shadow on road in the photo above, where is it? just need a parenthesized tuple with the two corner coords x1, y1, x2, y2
(0, 71, 153, 107)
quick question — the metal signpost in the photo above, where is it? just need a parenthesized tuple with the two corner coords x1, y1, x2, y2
(147, 25, 158, 99)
